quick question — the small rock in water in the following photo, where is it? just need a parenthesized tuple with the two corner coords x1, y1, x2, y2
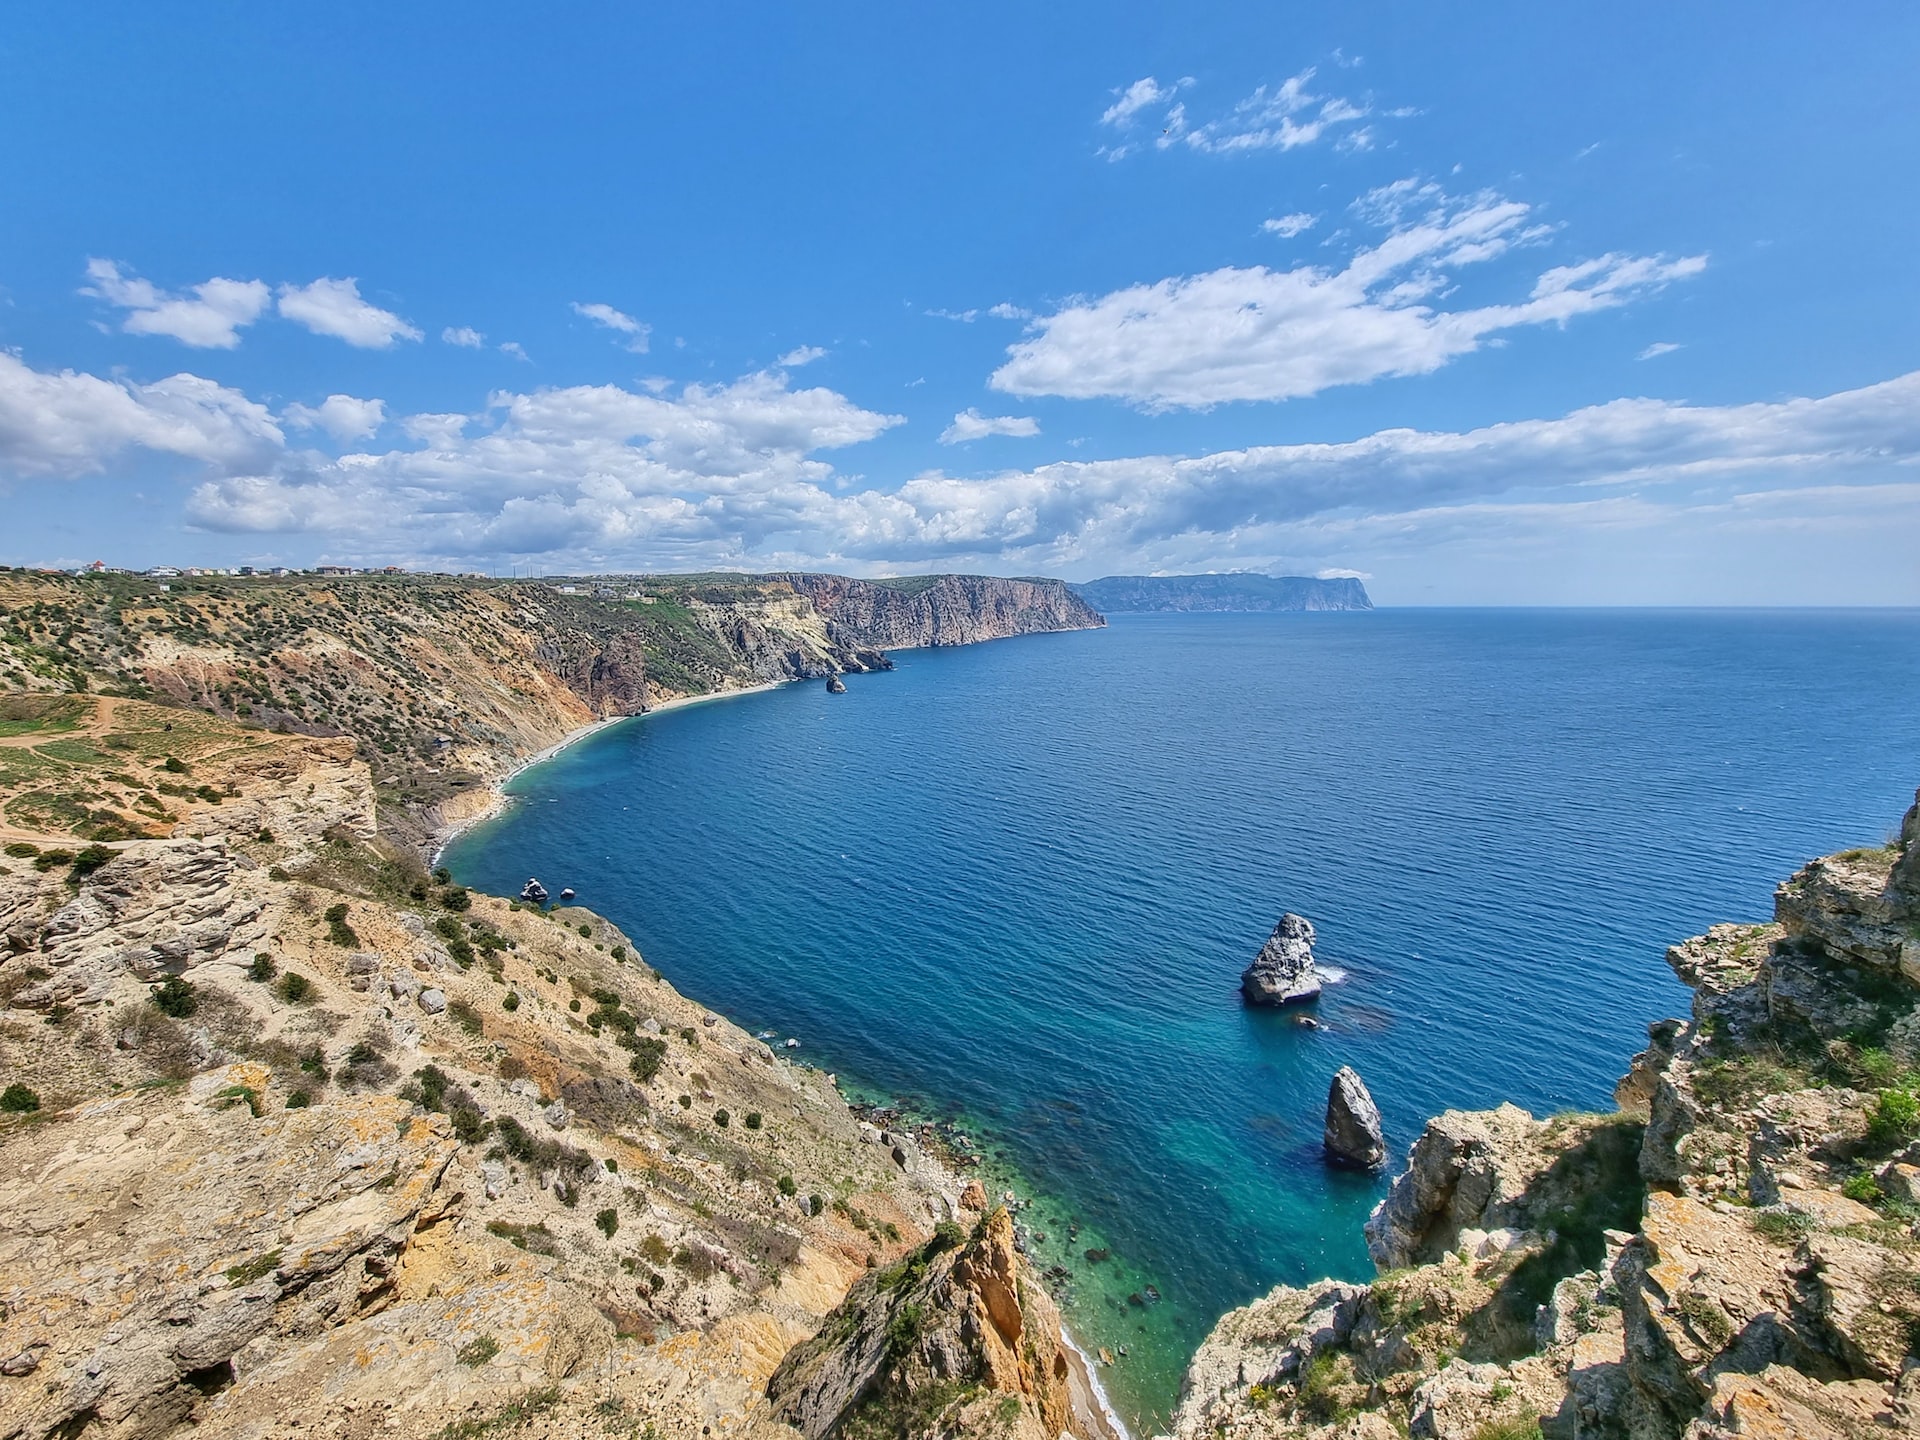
(1323, 1065, 1387, 1168)
(1241, 913, 1324, 1006)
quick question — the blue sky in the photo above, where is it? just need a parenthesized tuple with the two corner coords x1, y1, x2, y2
(2, 2, 1917, 602)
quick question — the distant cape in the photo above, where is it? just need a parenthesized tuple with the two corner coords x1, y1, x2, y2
(1069, 573, 1373, 613)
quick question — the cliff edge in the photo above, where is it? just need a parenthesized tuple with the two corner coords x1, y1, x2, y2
(1168, 791, 1920, 1440)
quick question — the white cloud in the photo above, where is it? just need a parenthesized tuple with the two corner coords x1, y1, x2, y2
(81, 259, 270, 349)
(0, 350, 282, 476)
(499, 341, 530, 362)
(778, 345, 827, 367)
(1103, 68, 1384, 158)
(938, 409, 1042, 444)
(926, 307, 979, 323)
(277, 278, 422, 348)
(988, 303, 1033, 321)
(1100, 77, 1179, 128)
(442, 326, 486, 348)
(283, 394, 386, 444)
(8, 337, 1915, 588)
(1638, 341, 1682, 360)
(571, 302, 650, 352)
(992, 182, 1707, 409)
(1262, 213, 1319, 238)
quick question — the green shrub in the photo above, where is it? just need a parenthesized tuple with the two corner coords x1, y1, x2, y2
(3, 841, 38, 858)
(70, 844, 114, 878)
(322, 902, 358, 947)
(778, 1174, 796, 1197)
(442, 887, 471, 912)
(247, 951, 276, 982)
(1470, 1419, 1545, 1440)
(714, 1109, 729, 1128)
(455, 1335, 499, 1367)
(225, 1249, 281, 1285)
(502, 992, 520, 1012)
(1866, 1090, 1919, 1150)
(448, 998, 484, 1035)
(151, 976, 198, 1018)
(286, 1089, 312, 1109)
(1751, 1209, 1815, 1244)
(628, 1037, 666, 1082)
(1842, 1172, 1885, 1205)
(163, 756, 189, 774)
(595, 1207, 619, 1238)
(278, 971, 313, 1003)
(0, 1083, 41, 1113)
(744, 1111, 762, 1130)
(32, 849, 75, 872)
(931, 1220, 966, 1251)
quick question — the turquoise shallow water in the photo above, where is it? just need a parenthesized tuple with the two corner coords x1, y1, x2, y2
(446, 609, 1920, 1430)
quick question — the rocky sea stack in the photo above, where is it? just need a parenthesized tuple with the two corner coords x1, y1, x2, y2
(1242, 913, 1324, 1005)
(1323, 1066, 1387, 1168)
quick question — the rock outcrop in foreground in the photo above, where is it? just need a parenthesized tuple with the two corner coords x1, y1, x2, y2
(0, 701, 1089, 1439)
(1243, 914, 1324, 1006)
(1172, 790, 1920, 1440)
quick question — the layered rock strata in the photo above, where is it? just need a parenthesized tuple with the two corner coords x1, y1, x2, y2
(0, 705, 1088, 1440)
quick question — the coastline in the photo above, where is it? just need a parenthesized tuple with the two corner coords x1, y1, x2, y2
(435, 667, 1135, 1440)
(427, 679, 786, 864)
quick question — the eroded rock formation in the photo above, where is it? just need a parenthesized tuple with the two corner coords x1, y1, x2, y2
(1243, 913, 1323, 1006)
(1324, 1067, 1387, 1169)
(1170, 788, 1920, 1440)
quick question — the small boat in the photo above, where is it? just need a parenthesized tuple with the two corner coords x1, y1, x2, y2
(519, 878, 549, 905)
(558, 887, 576, 901)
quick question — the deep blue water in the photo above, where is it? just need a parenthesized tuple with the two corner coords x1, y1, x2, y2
(446, 609, 1920, 1430)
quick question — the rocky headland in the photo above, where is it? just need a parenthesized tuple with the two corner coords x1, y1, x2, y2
(0, 568, 1100, 861)
(1167, 791, 1920, 1440)
(0, 573, 1108, 1440)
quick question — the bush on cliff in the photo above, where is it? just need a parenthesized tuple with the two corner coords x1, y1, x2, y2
(150, 976, 197, 1018)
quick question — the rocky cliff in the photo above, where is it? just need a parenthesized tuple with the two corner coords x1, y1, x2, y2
(0, 568, 1099, 857)
(780, 573, 1105, 649)
(0, 696, 1097, 1439)
(1069, 575, 1372, 613)
(1166, 792, 1920, 1440)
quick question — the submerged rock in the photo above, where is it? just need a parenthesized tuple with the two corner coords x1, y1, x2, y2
(1241, 912, 1323, 1005)
(1323, 1066, 1386, 1168)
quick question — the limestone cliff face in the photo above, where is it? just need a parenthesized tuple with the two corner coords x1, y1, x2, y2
(1168, 789, 1920, 1440)
(780, 573, 1106, 649)
(0, 708, 977, 1439)
(764, 1207, 1085, 1440)
(0, 570, 1096, 857)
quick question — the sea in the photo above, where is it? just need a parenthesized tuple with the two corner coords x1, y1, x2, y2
(444, 608, 1920, 1431)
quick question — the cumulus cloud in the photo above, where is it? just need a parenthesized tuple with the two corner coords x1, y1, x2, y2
(0, 350, 283, 476)
(1262, 213, 1318, 238)
(992, 181, 1707, 409)
(499, 341, 530, 362)
(988, 303, 1033, 321)
(572, 302, 650, 352)
(277, 278, 422, 348)
(938, 409, 1042, 444)
(442, 326, 485, 347)
(81, 259, 270, 349)
(778, 345, 827, 367)
(6, 336, 1915, 580)
(283, 394, 387, 444)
